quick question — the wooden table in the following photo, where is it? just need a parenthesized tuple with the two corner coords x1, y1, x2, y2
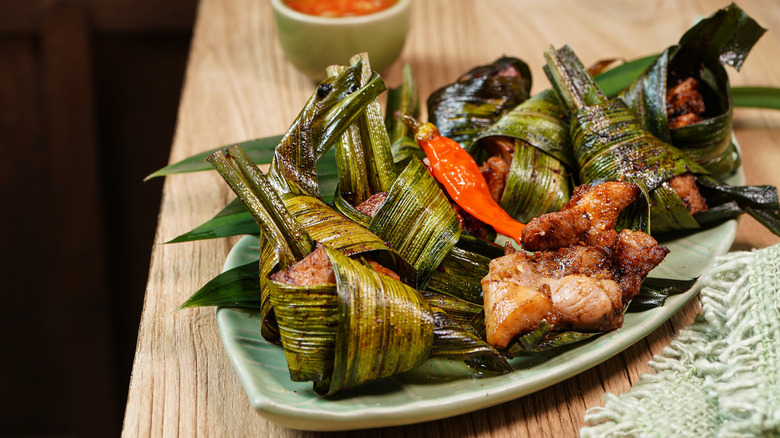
(123, 0, 780, 436)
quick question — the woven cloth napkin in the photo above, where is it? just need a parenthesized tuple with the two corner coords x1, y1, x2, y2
(580, 243, 780, 437)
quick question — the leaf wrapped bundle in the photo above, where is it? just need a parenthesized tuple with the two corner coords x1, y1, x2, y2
(571, 100, 709, 232)
(206, 145, 412, 340)
(544, 45, 780, 236)
(268, 245, 434, 396)
(330, 54, 398, 210)
(618, 3, 766, 178)
(472, 89, 574, 223)
(384, 64, 425, 168)
(204, 145, 509, 393)
(368, 158, 461, 288)
(267, 60, 387, 197)
(427, 57, 532, 148)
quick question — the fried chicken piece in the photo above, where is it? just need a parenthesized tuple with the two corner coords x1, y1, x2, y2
(482, 251, 555, 349)
(528, 246, 624, 331)
(668, 172, 708, 215)
(613, 229, 670, 300)
(544, 275, 623, 332)
(482, 247, 626, 347)
(483, 234, 666, 346)
(270, 244, 336, 286)
(366, 260, 401, 282)
(480, 136, 515, 163)
(667, 77, 706, 129)
(482, 181, 669, 348)
(530, 245, 614, 279)
(271, 244, 401, 286)
(355, 191, 389, 217)
(522, 181, 640, 250)
(480, 155, 510, 202)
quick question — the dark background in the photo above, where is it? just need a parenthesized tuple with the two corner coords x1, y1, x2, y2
(0, 0, 198, 436)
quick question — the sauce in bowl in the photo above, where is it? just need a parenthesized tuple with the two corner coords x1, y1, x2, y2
(284, 0, 397, 17)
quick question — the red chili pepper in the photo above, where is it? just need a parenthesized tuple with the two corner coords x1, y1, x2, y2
(403, 115, 525, 245)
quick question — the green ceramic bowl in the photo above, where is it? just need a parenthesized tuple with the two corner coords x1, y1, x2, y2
(270, 0, 412, 81)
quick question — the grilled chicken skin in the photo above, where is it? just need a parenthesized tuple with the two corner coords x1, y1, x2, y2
(482, 181, 669, 349)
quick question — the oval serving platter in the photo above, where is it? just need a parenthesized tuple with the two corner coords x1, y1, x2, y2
(215, 165, 743, 431)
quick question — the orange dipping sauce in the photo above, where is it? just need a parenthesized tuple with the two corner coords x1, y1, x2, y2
(284, 0, 397, 17)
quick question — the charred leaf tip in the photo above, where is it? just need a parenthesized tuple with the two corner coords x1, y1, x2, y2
(317, 82, 334, 98)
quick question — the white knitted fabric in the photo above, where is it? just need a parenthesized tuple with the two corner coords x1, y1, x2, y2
(581, 244, 780, 438)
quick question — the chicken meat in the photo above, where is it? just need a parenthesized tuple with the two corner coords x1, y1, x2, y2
(482, 181, 669, 349)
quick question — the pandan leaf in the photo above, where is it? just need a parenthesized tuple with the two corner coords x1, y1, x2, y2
(385, 64, 425, 168)
(267, 61, 387, 197)
(627, 277, 698, 311)
(166, 150, 338, 244)
(508, 320, 599, 354)
(168, 198, 258, 243)
(421, 290, 484, 327)
(425, 246, 491, 304)
(454, 233, 505, 259)
(427, 57, 532, 148)
(267, 277, 340, 385)
(178, 261, 261, 310)
(385, 64, 420, 144)
(429, 307, 512, 374)
(368, 158, 461, 288)
(330, 55, 397, 207)
(697, 176, 780, 234)
(732, 86, 780, 110)
(208, 146, 314, 264)
(145, 135, 284, 180)
(593, 54, 659, 97)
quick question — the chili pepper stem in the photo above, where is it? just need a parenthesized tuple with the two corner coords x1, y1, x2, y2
(402, 114, 438, 143)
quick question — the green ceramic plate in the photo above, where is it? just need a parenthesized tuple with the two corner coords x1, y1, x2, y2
(216, 167, 743, 431)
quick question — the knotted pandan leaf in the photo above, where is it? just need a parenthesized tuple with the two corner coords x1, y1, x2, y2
(544, 44, 780, 237)
(203, 146, 414, 341)
(268, 245, 434, 396)
(473, 89, 574, 223)
(619, 3, 766, 178)
(368, 158, 461, 288)
(267, 60, 386, 197)
(330, 54, 398, 208)
(427, 57, 532, 148)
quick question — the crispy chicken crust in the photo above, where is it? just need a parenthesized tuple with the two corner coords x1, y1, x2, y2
(666, 77, 706, 129)
(668, 173, 708, 215)
(482, 182, 669, 348)
(521, 181, 640, 251)
(270, 245, 336, 286)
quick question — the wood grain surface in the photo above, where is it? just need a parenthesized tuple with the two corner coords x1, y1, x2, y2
(122, 0, 780, 436)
